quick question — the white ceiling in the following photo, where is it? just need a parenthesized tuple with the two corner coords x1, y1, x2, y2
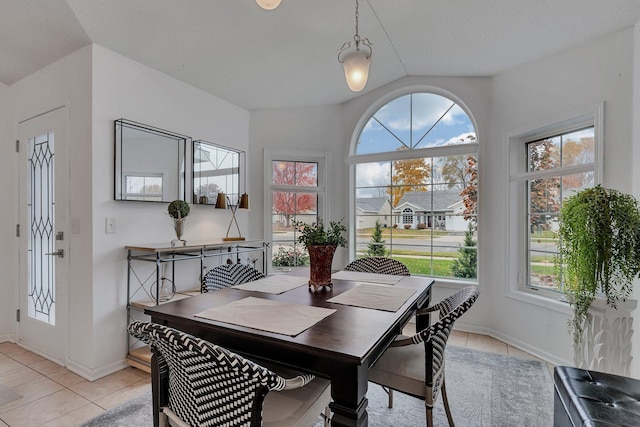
(2, 0, 640, 111)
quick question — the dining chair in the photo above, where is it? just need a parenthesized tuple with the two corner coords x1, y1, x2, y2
(369, 286, 479, 427)
(343, 257, 410, 276)
(202, 263, 265, 292)
(129, 321, 331, 427)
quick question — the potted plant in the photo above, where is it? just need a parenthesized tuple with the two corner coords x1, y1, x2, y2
(168, 200, 190, 247)
(294, 218, 347, 292)
(556, 185, 640, 374)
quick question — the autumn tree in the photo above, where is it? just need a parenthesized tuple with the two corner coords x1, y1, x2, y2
(441, 155, 471, 190)
(272, 161, 317, 227)
(528, 140, 560, 231)
(561, 136, 595, 189)
(457, 155, 477, 228)
(387, 147, 431, 207)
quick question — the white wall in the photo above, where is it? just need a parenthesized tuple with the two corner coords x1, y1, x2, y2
(632, 21, 640, 377)
(490, 28, 635, 368)
(90, 45, 250, 377)
(0, 81, 13, 341)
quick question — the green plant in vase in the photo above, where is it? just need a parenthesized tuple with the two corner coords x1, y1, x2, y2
(168, 200, 190, 247)
(293, 218, 347, 292)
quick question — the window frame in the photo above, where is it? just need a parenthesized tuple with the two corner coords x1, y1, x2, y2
(264, 149, 329, 274)
(349, 89, 480, 283)
(507, 104, 603, 306)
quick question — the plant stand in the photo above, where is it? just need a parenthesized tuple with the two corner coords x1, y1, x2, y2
(573, 297, 637, 376)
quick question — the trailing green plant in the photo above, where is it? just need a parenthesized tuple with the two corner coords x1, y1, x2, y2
(556, 185, 640, 343)
(168, 200, 190, 219)
(293, 218, 347, 248)
(367, 220, 388, 256)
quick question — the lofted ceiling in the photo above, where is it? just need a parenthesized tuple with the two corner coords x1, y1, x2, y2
(2, 0, 640, 111)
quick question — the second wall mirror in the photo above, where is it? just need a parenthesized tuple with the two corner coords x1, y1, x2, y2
(192, 140, 243, 206)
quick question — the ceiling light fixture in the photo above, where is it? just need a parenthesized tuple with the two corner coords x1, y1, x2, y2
(256, 0, 281, 10)
(338, 0, 373, 92)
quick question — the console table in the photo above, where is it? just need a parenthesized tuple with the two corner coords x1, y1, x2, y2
(125, 239, 267, 370)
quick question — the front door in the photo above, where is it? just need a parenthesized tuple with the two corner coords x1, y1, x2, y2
(18, 107, 69, 364)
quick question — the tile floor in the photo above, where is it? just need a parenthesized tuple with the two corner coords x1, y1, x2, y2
(0, 332, 551, 426)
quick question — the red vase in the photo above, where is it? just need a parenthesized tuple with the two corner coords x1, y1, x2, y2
(308, 245, 336, 292)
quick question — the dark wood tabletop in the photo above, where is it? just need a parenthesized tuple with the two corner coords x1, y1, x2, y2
(145, 274, 434, 427)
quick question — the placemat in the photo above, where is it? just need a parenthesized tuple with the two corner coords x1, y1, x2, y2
(332, 270, 404, 285)
(327, 284, 416, 312)
(234, 274, 307, 294)
(194, 296, 336, 336)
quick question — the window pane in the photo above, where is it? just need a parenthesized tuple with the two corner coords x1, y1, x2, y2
(527, 137, 560, 172)
(528, 178, 560, 214)
(562, 128, 595, 167)
(357, 93, 476, 155)
(272, 161, 318, 187)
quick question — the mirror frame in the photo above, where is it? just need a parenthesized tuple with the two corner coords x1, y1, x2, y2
(192, 140, 244, 206)
(114, 119, 189, 203)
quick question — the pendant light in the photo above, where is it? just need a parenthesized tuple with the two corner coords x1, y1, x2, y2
(338, 0, 373, 92)
(256, 0, 281, 10)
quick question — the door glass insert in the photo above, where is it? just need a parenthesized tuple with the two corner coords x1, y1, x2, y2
(28, 132, 56, 324)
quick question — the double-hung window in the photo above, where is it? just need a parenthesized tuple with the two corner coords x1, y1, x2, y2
(265, 150, 327, 271)
(509, 107, 602, 298)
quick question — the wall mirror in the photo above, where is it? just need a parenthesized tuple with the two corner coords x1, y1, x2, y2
(192, 140, 243, 205)
(115, 119, 188, 202)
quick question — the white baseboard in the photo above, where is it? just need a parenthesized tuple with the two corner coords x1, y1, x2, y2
(66, 358, 129, 382)
(0, 334, 15, 343)
(454, 321, 570, 367)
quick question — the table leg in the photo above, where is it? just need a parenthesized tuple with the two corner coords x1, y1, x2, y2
(329, 363, 369, 427)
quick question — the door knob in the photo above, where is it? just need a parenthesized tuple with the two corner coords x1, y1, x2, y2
(45, 249, 64, 258)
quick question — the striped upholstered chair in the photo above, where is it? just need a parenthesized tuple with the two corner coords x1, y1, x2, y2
(369, 286, 479, 427)
(128, 321, 331, 427)
(344, 257, 410, 276)
(201, 263, 265, 293)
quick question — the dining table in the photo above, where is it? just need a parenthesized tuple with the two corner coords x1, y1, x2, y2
(143, 269, 434, 427)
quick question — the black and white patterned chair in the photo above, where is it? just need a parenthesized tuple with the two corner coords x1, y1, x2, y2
(369, 286, 479, 427)
(344, 257, 410, 276)
(202, 263, 265, 293)
(128, 321, 331, 427)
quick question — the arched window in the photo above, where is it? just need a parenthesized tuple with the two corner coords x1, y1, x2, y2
(351, 91, 478, 280)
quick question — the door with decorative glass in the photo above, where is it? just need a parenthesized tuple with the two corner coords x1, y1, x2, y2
(18, 108, 69, 364)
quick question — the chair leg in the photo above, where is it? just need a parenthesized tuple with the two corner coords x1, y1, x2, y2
(381, 386, 394, 408)
(323, 405, 331, 427)
(425, 402, 433, 427)
(441, 375, 455, 427)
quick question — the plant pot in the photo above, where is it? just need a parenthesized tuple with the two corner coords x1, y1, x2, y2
(308, 245, 336, 292)
(171, 218, 186, 247)
(573, 296, 637, 376)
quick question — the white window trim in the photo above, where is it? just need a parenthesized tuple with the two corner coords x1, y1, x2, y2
(505, 103, 603, 312)
(263, 148, 329, 274)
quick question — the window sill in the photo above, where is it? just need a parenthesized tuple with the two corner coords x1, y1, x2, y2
(505, 287, 572, 316)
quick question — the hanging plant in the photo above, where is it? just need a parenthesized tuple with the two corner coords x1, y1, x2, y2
(556, 185, 640, 343)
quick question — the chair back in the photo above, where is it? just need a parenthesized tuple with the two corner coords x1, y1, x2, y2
(344, 257, 410, 276)
(128, 321, 289, 427)
(413, 286, 479, 395)
(202, 263, 265, 292)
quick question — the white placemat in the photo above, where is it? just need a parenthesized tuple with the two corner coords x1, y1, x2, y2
(194, 297, 336, 336)
(327, 284, 416, 312)
(234, 275, 307, 294)
(332, 270, 404, 285)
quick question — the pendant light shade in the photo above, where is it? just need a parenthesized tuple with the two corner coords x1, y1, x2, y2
(341, 50, 371, 92)
(338, 0, 373, 92)
(256, 0, 281, 10)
